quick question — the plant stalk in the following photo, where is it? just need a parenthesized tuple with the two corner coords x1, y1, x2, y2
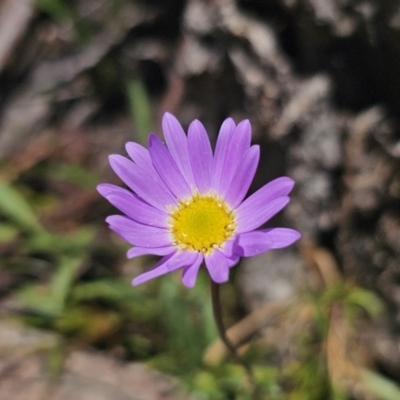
(210, 279, 257, 389)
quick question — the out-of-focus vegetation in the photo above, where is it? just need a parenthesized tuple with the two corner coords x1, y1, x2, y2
(0, 90, 397, 398)
(2, 0, 400, 399)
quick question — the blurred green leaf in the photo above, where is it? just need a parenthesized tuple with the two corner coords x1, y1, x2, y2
(346, 288, 383, 318)
(51, 256, 84, 312)
(46, 342, 66, 376)
(27, 226, 95, 256)
(17, 285, 60, 316)
(48, 163, 99, 189)
(35, 0, 71, 20)
(54, 306, 93, 335)
(362, 370, 400, 400)
(0, 179, 44, 234)
(55, 307, 120, 342)
(188, 271, 217, 343)
(127, 79, 152, 144)
(16, 256, 83, 316)
(154, 274, 215, 374)
(71, 279, 143, 304)
(330, 387, 349, 400)
(71, 279, 159, 325)
(0, 224, 19, 243)
(192, 370, 222, 399)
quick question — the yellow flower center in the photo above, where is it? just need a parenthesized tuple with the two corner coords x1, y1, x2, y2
(169, 194, 236, 254)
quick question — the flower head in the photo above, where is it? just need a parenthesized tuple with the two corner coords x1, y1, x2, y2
(98, 113, 300, 288)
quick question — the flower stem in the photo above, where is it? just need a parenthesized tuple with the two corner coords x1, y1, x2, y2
(210, 279, 257, 390)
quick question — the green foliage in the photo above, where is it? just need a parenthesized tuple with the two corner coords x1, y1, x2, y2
(0, 179, 45, 234)
(35, 0, 72, 21)
(127, 80, 153, 145)
(148, 271, 217, 374)
(0, 224, 19, 243)
(48, 164, 99, 189)
(362, 370, 400, 400)
(0, 25, 395, 396)
(0, 161, 393, 400)
(284, 359, 329, 400)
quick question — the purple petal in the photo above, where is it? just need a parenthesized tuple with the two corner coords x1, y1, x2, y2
(234, 228, 301, 257)
(132, 250, 198, 286)
(106, 215, 165, 233)
(241, 176, 294, 206)
(236, 196, 290, 233)
(218, 240, 240, 268)
(211, 118, 236, 191)
(105, 191, 168, 228)
(125, 143, 171, 191)
(132, 253, 177, 285)
(181, 253, 203, 288)
(125, 142, 152, 168)
(205, 250, 230, 284)
(188, 120, 213, 193)
(224, 145, 260, 208)
(148, 134, 192, 199)
(235, 231, 272, 257)
(127, 246, 175, 259)
(109, 155, 176, 211)
(219, 239, 236, 258)
(97, 183, 123, 197)
(218, 120, 252, 196)
(260, 228, 301, 248)
(106, 215, 172, 247)
(227, 254, 240, 268)
(125, 142, 174, 195)
(162, 113, 196, 188)
(235, 176, 295, 231)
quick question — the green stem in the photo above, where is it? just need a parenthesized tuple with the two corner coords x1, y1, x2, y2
(210, 279, 256, 389)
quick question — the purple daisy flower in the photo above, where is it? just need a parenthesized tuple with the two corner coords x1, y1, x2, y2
(98, 113, 300, 288)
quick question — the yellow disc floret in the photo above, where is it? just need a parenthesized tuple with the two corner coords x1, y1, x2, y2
(169, 193, 236, 254)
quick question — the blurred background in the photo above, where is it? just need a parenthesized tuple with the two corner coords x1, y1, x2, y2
(1, 0, 400, 399)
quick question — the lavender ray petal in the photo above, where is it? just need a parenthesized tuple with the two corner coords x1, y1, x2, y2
(132, 250, 198, 285)
(106, 192, 168, 227)
(106, 215, 172, 247)
(236, 196, 290, 233)
(234, 232, 272, 257)
(188, 120, 213, 193)
(205, 250, 230, 284)
(238, 176, 294, 209)
(235, 176, 294, 228)
(258, 228, 301, 248)
(211, 118, 236, 191)
(166, 250, 199, 271)
(162, 113, 196, 187)
(224, 145, 260, 208)
(181, 253, 203, 288)
(227, 254, 240, 268)
(127, 246, 175, 259)
(97, 183, 125, 197)
(125, 142, 173, 194)
(125, 142, 152, 167)
(110, 226, 172, 247)
(106, 215, 167, 233)
(218, 120, 252, 196)
(148, 134, 192, 199)
(219, 239, 236, 258)
(234, 228, 301, 257)
(109, 154, 176, 210)
(131, 253, 177, 285)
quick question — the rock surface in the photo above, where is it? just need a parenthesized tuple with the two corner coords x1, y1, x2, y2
(0, 322, 194, 400)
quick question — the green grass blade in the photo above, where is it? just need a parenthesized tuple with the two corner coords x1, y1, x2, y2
(0, 179, 44, 233)
(127, 79, 152, 144)
(362, 369, 400, 400)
